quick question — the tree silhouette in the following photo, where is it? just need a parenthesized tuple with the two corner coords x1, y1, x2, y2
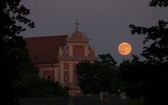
(0, 1, 34, 105)
(124, 0, 168, 105)
(1, 1, 69, 104)
(129, 20, 168, 64)
(149, 0, 168, 7)
(76, 53, 119, 95)
(129, 1, 168, 64)
(119, 56, 168, 105)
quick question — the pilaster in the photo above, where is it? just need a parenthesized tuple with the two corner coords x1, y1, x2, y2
(69, 45, 73, 56)
(69, 62, 73, 83)
(54, 67, 59, 81)
(60, 62, 64, 83)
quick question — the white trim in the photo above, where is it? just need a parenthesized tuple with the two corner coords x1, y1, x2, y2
(39, 69, 43, 78)
(54, 67, 59, 81)
(60, 61, 80, 64)
(60, 62, 64, 83)
(67, 43, 88, 46)
(69, 63, 73, 83)
(36, 63, 57, 66)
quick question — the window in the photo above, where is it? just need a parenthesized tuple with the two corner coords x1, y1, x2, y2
(47, 75, 51, 80)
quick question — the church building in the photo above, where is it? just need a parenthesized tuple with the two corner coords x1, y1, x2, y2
(24, 28, 97, 95)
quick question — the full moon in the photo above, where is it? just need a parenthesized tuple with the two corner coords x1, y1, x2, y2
(118, 42, 132, 56)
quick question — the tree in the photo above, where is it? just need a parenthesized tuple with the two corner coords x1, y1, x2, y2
(12, 47, 69, 97)
(1, 1, 69, 104)
(129, 20, 168, 64)
(17, 77, 69, 98)
(129, 0, 168, 64)
(119, 55, 168, 105)
(76, 60, 97, 94)
(149, 0, 168, 7)
(0, 0, 34, 105)
(123, 1, 168, 105)
(119, 55, 147, 99)
(13, 48, 69, 97)
(76, 53, 119, 95)
(96, 53, 118, 93)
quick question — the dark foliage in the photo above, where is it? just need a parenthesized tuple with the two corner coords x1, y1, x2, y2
(123, 0, 168, 105)
(76, 53, 119, 95)
(17, 77, 69, 98)
(149, 0, 168, 7)
(1, 0, 34, 105)
(76, 60, 96, 94)
(0, 1, 69, 105)
(120, 56, 168, 105)
(129, 20, 168, 64)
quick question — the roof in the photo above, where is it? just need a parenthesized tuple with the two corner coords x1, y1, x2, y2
(24, 35, 67, 64)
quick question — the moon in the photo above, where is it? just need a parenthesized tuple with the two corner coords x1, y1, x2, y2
(118, 42, 132, 56)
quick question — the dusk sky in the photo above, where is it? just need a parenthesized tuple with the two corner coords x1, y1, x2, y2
(21, 0, 168, 63)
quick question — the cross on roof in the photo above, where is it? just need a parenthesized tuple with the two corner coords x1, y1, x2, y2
(75, 20, 80, 31)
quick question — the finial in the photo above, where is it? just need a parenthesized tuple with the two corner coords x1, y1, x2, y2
(75, 20, 80, 31)
(84, 32, 88, 39)
(58, 46, 63, 56)
(93, 47, 96, 56)
(68, 32, 71, 38)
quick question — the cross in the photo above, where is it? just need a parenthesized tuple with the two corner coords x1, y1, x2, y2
(75, 20, 80, 31)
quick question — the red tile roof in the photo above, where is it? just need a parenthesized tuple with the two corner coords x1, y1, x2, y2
(24, 35, 67, 64)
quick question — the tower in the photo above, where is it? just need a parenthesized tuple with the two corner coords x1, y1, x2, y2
(57, 30, 97, 95)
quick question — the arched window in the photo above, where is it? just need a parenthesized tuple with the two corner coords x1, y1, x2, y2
(47, 75, 51, 80)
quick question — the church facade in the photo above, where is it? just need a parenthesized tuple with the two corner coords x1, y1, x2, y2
(24, 30, 97, 96)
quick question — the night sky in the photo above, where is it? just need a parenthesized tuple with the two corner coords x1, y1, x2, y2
(21, 0, 168, 64)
